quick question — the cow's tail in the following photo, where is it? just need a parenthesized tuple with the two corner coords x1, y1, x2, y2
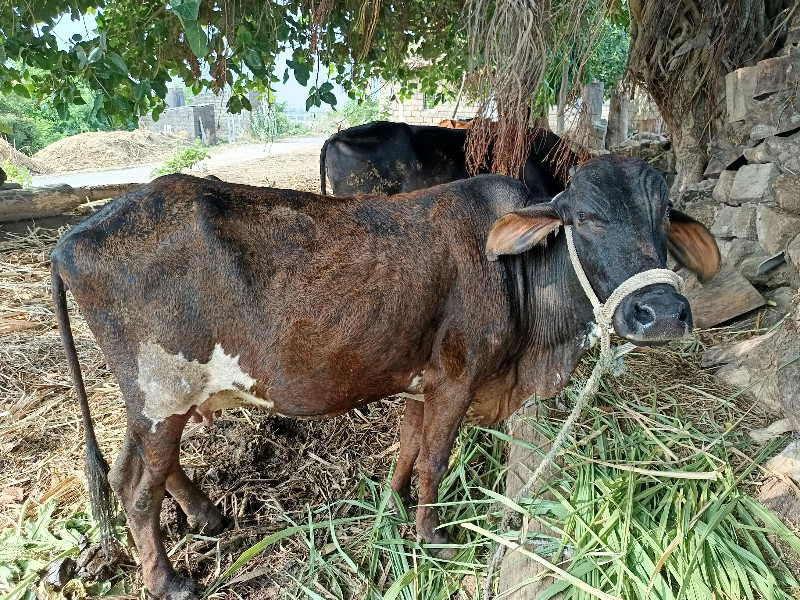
(51, 262, 116, 547)
(320, 137, 330, 195)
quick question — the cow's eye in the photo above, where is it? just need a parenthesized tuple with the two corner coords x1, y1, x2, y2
(577, 211, 587, 222)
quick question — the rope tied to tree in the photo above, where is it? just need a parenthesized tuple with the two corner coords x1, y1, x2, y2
(483, 224, 685, 599)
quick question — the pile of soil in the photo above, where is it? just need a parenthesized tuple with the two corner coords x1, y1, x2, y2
(0, 138, 46, 174)
(33, 130, 185, 174)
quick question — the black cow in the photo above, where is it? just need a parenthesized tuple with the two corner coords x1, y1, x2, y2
(320, 120, 575, 197)
(52, 155, 718, 598)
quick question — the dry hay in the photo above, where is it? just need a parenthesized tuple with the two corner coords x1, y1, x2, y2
(0, 170, 783, 596)
(0, 138, 46, 174)
(33, 130, 187, 174)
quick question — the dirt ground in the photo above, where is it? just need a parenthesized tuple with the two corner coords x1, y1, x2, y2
(199, 147, 322, 192)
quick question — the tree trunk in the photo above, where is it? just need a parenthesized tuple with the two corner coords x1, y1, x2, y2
(0, 183, 140, 222)
(670, 116, 709, 194)
(497, 401, 563, 599)
(556, 60, 569, 134)
(605, 83, 629, 149)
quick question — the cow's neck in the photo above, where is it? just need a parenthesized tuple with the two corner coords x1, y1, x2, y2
(501, 230, 596, 400)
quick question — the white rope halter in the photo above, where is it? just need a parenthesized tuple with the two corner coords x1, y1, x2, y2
(564, 224, 685, 356)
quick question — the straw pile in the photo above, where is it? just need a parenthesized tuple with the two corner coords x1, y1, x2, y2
(33, 130, 185, 174)
(0, 138, 46, 174)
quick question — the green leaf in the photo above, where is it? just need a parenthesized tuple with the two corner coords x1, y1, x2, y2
(228, 95, 243, 113)
(13, 84, 30, 98)
(87, 46, 103, 63)
(75, 45, 87, 67)
(305, 94, 315, 111)
(181, 19, 209, 58)
(235, 25, 253, 47)
(294, 66, 309, 86)
(134, 81, 151, 101)
(240, 95, 252, 112)
(320, 91, 337, 106)
(244, 49, 264, 72)
(107, 51, 128, 74)
(170, 0, 200, 21)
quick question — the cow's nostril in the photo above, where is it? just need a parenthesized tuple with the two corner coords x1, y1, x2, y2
(633, 302, 655, 326)
(678, 306, 688, 322)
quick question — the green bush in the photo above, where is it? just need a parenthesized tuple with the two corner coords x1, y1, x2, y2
(1, 160, 33, 187)
(0, 85, 124, 154)
(150, 139, 210, 177)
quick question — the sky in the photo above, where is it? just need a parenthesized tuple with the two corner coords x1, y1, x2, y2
(50, 11, 345, 111)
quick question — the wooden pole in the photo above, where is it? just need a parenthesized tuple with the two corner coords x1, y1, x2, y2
(0, 182, 140, 222)
(497, 401, 564, 599)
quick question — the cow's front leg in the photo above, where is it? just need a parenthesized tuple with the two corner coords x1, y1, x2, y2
(415, 383, 472, 560)
(108, 413, 196, 600)
(389, 399, 424, 516)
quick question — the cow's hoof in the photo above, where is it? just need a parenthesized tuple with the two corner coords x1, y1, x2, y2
(149, 573, 197, 600)
(188, 506, 226, 536)
(423, 532, 460, 561)
(428, 545, 460, 561)
(388, 493, 415, 522)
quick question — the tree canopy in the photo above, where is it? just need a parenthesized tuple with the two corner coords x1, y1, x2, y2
(2, 0, 794, 187)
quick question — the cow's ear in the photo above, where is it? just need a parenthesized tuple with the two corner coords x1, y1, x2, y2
(668, 209, 721, 283)
(486, 204, 562, 261)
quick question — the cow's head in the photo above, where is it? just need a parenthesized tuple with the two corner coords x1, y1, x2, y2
(485, 155, 720, 344)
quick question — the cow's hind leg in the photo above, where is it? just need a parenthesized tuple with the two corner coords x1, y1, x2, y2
(389, 399, 424, 516)
(108, 413, 196, 599)
(415, 384, 472, 560)
(166, 468, 225, 535)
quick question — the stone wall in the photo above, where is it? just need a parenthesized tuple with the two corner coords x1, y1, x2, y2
(139, 104, 217, 145)
(678, 43, 800, 304)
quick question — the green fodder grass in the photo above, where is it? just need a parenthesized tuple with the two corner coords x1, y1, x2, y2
(206, 342, 800, 600)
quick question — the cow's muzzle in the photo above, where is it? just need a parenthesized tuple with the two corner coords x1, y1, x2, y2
(612, 284, 692, 344)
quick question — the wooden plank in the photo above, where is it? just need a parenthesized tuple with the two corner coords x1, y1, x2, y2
(0, 182, 140, 222)
(680, 264, 765, 329)
(498, 401, 563, 599)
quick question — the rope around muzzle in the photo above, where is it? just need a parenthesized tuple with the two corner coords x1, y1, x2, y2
(482, 225, 685, 598)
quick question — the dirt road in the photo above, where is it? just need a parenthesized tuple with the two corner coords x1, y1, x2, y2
(31, 136, 327, 189)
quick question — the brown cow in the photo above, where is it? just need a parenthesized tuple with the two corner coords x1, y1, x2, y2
(437, 118, 473, 129)
(52, 155, 719, 598)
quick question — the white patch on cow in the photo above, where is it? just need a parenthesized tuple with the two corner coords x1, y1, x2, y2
(137, 342, 272, 430)
(409, 371, 425, 392)
(397, 392, 425, 402)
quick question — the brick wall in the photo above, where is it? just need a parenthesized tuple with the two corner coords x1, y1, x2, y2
(378, 82, 474, 125)
(138, 89, 263, 143)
